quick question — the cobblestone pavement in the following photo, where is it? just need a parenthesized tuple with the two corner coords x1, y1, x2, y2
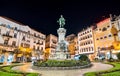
(12, 62, 113, 76)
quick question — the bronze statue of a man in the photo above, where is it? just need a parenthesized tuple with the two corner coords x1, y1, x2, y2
(57, 15, 65, 28)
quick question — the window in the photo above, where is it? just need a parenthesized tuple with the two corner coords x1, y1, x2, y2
(22, 36, 25, 41)
(99, 28, 101, 31)
(34, 33, 36, 37)
(4, 40, 9, 45)
(37, 40, 40, 44)
(52, 39, 57, 44)
(104, 36, 107, 38)
(102, 27, 107, 31)
(6, 31, 10, 36)
(28, 31, 30, 34)
(91, 47, 93, 51)
(100, 37, 103, 39)
(21, 43, 23, 47)
(84, 48, 86, 52)
(38, 35, 40, 38)
(96, 38, 99, 40)
(34, 41, 36, 43)
(108, 34, 112, 37)
(33, 45, 35, 50)
(14, 27, 17, 30)
(14, 33, 17, 38)
(24, 43, 30, 48)
(37, 46, 39, 50)
(90, 35, 92, 37)
(89, 47, 91, 51)
(107, 25, 110, 28)
(12, 41, 16, 46)
(41, 47, 43, 51)
(88, 35, 90, 38)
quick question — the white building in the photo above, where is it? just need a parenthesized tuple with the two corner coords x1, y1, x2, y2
(45, 34, 57, 59)
(78, 27, 95, 57)
(0, 16, 46, 62)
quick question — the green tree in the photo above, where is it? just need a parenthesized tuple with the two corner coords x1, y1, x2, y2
(79, 54, 89, 61)
(117, 52, 120, 60)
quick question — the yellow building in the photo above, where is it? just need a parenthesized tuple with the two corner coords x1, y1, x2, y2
(94, 18, 115, 58)
(74, 37, 79, 55)
(109, 15, 120, 54)
(66, 34, 77, 58)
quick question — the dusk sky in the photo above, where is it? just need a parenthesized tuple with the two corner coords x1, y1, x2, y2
(0, 0, 120, 36)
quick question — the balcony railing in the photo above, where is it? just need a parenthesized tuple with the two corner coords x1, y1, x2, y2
(2, 34, 12, 38)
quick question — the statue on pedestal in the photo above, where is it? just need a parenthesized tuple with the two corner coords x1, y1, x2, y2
(49, 15, 70, 60)
(57, 15, 65, 28)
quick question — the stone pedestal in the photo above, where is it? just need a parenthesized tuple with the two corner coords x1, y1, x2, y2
(50, 28, 70, 60)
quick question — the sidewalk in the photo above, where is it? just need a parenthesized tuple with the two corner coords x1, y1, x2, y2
(0, 62, 26, 66)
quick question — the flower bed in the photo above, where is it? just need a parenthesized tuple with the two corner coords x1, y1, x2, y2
(35, 60, 90, 67)
(0, 64, 40, 76)
(33, 59, 91, 70)
(84, 62, 120, 76)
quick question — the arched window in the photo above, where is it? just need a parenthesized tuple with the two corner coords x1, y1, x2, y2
(89, 47, 91, 51)
(102, 27, 107, 31)
(86, 48, 88, 52)
(91, 47, 93, 51)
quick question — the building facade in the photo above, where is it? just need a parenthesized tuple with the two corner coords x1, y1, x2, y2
(65, 34, 78, 58)
(74, 37, 79, 55)
(110, 15, 120, 41)
(109, 15, 120, 57)
(78, 27, 95, 54)
(0, 16, 46, 62)
(45, 34, 57, 59)
(78, 27, 95, 60)
(93, 18, 114, 58)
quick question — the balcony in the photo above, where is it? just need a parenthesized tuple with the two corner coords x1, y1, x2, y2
(36, 42, 43, 45)
(2, 34, 12, 38)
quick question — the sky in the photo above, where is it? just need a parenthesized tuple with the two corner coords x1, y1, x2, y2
(0, 0, 120, 36)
